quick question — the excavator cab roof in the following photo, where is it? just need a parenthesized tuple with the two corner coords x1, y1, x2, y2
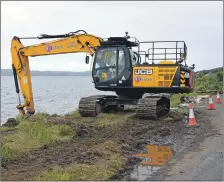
(100, 37, 139, 47)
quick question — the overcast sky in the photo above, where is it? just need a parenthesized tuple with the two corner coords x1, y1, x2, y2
(1, 1, 223, 72)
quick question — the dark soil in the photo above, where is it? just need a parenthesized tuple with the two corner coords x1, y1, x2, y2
(1, 99, 215, 181)
(2, 118, 18, 127)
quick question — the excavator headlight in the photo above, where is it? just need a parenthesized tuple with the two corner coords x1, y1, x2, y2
(95, 77, 100, 83)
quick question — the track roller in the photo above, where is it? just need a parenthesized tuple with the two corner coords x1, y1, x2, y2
(78, 97, 102, 117)
(136, 95, 170, 120)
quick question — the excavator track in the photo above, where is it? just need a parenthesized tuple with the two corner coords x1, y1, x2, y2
(136, 95, 170, 120)
(79, 94, 170, 119)
(78, 95, 105, 117)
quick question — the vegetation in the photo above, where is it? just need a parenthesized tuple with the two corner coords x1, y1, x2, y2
(170, 92, 198, 107)
(1, 113, 74, 166)
(171, 67, 223, 107)
(1, 110, 134, 180)
(1, 110, 132, 170)
(94, 113, 132, 130)
(195, 69, 223, 93)
(36, 141, 126, 181)
(37, 154, 125, 180)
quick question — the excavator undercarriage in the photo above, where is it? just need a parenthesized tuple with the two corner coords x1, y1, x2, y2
(78, 94, 170, 120)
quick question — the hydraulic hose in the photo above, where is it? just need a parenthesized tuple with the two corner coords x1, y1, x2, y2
(12, 64, 20, 94)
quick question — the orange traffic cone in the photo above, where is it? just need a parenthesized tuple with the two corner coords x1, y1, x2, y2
(208, 95, 215, 110)
(216, 92, 222, 104)
(186, 103, 200, 127)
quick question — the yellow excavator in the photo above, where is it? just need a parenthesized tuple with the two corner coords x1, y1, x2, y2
(10, 30, 195, 121)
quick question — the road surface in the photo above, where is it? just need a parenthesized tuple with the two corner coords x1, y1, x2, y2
(150, 95, 224, 181)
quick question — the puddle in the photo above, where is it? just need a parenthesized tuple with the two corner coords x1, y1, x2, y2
(129, 144, 173, 180)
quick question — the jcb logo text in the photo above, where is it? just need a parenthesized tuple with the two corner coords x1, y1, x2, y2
(135, 69, 153, 75)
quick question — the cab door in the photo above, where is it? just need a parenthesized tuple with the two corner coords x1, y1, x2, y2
(117, 47, 132, 87)
(92, 47, 118, 87)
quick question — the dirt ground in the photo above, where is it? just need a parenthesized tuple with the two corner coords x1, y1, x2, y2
(1, 96, 218, 181)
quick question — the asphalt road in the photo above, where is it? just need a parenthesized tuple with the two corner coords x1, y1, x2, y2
(152, 95, 224, 181)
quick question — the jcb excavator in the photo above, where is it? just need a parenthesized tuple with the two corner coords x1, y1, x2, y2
(10, 30, 195, 120)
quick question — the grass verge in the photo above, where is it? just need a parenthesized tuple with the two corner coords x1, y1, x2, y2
(94, 113, 133, 130)
(1, 113, 74, 166)
(36, 141, 126, 181)
(170, 92, 198, 108)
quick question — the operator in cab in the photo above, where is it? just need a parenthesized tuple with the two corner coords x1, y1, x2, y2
(94, 51, 112, 81)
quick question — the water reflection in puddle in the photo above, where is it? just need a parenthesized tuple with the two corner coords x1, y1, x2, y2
(129, 144, 173, 180)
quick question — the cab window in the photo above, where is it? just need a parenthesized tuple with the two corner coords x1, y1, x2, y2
(93, 47, 117, 82)
(95, 48, 116, 68)
(118, 48, 125, 75)
(129, 49, 137, 66)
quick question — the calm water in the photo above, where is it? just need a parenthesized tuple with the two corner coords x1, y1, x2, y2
(1, 76, 114, 125)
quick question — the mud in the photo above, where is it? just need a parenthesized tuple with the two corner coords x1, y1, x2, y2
(113, 105, 215, 180)
(1, 98, 215, 181)
(0, 128, 18, 136)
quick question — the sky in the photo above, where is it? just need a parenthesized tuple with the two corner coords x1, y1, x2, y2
(1, 1, 223, 72)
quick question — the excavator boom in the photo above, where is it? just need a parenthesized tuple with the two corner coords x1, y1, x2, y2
(11, 32, 102, 116)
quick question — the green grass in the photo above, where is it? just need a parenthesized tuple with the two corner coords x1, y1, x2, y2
(37, 154, 125, 181)
(26, 112, 51, 123)
(70, 110, 96, 125)
(70, 109, 133, 131)
(1, 143, 19, 166)
(36, 141, 126, 181)
(170, 94, 182, 108)
(1, 110, 132, 167)
(94, 113, 132, 129)
(71, 110, 81, 117)
(0, 127, 17, 132)
(170, 93, 198, 108)
(90, 140, 122, 157)
(1, 115, 74, 166)
(58, 125, 74, 136)
(171, 68, 223, 108)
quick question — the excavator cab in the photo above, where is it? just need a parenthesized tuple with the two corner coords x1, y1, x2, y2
(87, 36, 194, 95)
(92, 46, 132, 87)
(86, 37, 139, 91)
(79, 35, 195, 119)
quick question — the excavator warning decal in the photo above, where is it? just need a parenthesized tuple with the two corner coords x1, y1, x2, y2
(121, 76, 126, 81)
(180, 71, 185, 87)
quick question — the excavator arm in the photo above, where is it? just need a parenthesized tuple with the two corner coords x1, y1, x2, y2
(11, 31, 102, 117)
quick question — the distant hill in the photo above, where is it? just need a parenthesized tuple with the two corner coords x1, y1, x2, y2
(195, 67, 223, 76)
(1, 67, 223, 80)
(1, 69, 90, 76)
